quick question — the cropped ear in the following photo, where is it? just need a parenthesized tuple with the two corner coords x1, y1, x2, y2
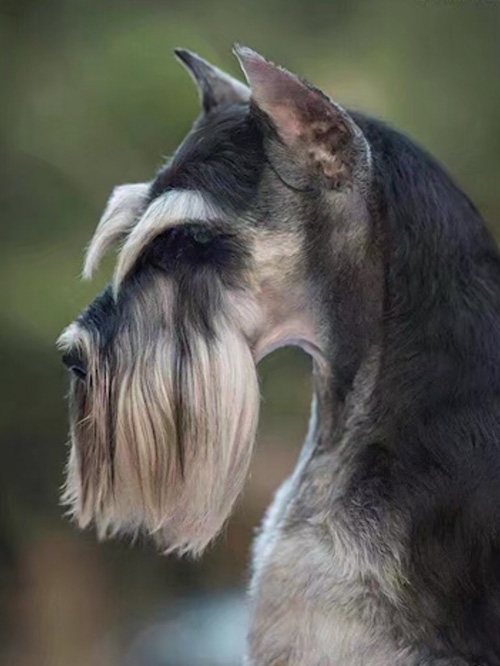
(234, 46, 369, 188)
(175, 49, 250, 113)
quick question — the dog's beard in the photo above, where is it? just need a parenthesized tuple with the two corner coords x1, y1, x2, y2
(62, 279, 260, 556)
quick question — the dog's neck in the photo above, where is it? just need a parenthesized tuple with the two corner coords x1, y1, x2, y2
(302, 220, 384, 450)
(306, 312, 382, 454)
(305, 168, 500, 456)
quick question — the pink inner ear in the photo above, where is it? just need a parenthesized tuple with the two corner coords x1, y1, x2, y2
(268, 104, 304, 141)
(236, 47, 365, 184)
(238, 49, 329, 142)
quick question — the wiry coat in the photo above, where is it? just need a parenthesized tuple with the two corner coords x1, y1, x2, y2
(59, 48, 500, 665)
(247, 115, 500, 665)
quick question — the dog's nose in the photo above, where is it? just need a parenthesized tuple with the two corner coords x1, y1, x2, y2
(62, 350, 87, 381)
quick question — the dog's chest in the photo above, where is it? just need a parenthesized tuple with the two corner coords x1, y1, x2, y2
(246, 449, 414, 666)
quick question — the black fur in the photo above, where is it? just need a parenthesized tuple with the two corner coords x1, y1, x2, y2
(149, 103, 265, 214)
(136, 222, 250, 290)
(77, 100, 500, 661)
(348, 116, 500, 662)
(78, 286, 118, 350)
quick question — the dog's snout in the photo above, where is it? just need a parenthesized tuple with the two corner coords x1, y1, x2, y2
(62, 350, 87, 381)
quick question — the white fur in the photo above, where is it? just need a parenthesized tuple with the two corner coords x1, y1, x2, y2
(83, 182, 150, 279)
(113, 190, 221, 291)
(61, 278, 262, 556)
(245, 353, 417, 666)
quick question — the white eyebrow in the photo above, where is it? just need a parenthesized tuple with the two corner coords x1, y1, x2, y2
(83, 183, 150, 280)
(113, 189, 223, 292)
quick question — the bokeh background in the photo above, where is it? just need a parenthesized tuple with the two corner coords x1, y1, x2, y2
(1, 1, 500, 664)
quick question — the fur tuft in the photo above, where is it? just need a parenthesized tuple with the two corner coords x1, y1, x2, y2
(83, 183, 149, 279)
(62, 278, 261, 556)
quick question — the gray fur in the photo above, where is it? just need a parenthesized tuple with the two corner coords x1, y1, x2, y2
(245, 355, 420, 666)
(59, 48, 500, 665)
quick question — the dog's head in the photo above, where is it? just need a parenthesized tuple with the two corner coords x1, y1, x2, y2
(58, 47, 373, 555)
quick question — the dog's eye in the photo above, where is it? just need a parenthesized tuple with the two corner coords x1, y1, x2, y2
(191, 227, 214, 246)
(136, 223, 245, 280)
(139, 224, 220, 269)
(182, 224, 218, 258)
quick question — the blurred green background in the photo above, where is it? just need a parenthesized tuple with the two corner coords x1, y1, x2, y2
(1, 1, 500, 664)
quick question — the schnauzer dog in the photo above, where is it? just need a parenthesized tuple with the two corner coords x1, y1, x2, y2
(59, 47, 500, 665)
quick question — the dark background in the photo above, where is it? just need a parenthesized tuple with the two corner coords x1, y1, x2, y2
(1, 1, 500, 664)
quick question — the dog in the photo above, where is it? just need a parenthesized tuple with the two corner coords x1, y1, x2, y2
(58, 46, 500, 665)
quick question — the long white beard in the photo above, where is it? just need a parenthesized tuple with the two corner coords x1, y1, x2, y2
(60, 278, 260, 556)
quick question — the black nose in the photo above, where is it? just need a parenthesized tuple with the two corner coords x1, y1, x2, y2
(62, 350, 87, 381)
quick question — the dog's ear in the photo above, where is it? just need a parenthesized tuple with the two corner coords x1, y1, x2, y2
(175, 49, 250, 113)
(234, 46, 369, 188)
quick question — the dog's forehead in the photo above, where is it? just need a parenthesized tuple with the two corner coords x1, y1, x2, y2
(149, 103, 266, 215)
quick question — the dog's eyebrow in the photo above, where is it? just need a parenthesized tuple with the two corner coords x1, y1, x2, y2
(83, 182, 150, 280)
(113, 189, 224, 292)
